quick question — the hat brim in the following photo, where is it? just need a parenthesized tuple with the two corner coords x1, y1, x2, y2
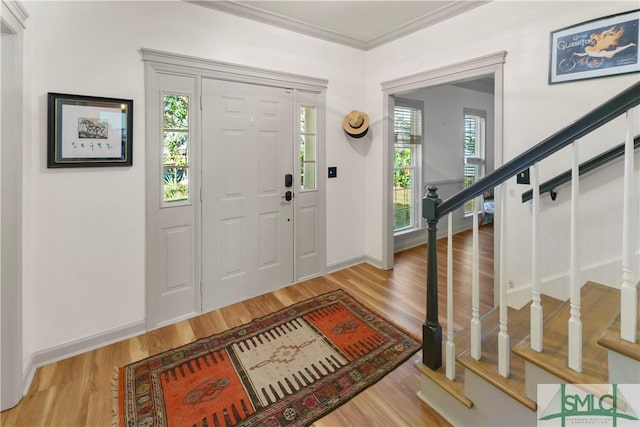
(344, 127, 369, 138)
(342, 112, 370, 138)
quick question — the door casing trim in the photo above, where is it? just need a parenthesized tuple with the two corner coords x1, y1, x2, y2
(142, 49, 328, 328)
(380, 51, 506, 306)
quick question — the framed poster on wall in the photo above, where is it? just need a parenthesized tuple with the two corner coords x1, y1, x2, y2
(47, 92, 133, 167)
(549, 9, 639, 84)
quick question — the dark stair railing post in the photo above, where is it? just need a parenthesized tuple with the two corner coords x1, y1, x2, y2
(422, 186, 442, 370)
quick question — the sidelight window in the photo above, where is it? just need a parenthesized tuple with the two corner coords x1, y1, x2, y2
(162, 94, 190, 204)
(300, 106, 317, 191)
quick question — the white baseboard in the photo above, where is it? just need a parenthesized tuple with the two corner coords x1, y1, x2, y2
(436, 222, 473, 240)
(22, 320, 146, 396)
(326, 256, 367, 273)
(507, 285, 534, 310)
(393, 222, 474, 253)
(326, 255, 384, 274)
(365, 255, 384, 270)
(394, 229, 427, 253)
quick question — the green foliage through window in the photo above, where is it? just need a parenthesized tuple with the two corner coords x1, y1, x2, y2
(163, 95, 189, 203)
(393, 103, 422, 232)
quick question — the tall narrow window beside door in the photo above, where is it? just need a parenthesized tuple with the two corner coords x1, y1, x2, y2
(162, 95, 190, 204)
(300, 106, 317, 191)
(463, 108, 486, 215)
(393, 100, 423, 233)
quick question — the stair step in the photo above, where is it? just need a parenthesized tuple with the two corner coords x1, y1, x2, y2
(512, 282, 617, 385)
(457, 294, 564, 411)
(597, 286, 640, 362)
(414, 357, 473, 409)
(413, 307, 501, 409)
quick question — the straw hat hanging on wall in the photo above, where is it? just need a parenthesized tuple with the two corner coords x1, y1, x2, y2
(343, 110, 370, 138)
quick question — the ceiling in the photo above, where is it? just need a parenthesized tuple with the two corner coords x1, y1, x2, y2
(189, 0, 489, 50)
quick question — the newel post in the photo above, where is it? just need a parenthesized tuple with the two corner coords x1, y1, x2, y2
(422, 186, 442, 370)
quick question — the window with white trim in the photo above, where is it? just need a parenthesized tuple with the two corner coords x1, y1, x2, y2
(300, 105, 317, 191)
(162, 94, 190, 205)
(463, 108, 486, 216)
(393, 99, 423, 233)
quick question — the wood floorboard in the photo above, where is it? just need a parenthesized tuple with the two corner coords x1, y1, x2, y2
(1, 225, 494, 426)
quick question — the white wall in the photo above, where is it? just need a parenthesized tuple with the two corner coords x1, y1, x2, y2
(22, 1, 366, 365)
(365, 1, 639, 291)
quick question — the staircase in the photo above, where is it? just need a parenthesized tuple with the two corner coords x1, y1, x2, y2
(415, 282, 640, 426)
(414, 82, 640, 426)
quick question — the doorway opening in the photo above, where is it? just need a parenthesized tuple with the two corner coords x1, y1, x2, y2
(381, 52, 506, 307)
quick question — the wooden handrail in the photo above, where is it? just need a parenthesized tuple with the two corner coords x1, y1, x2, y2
(420, 81, 640, 371)
(521, 135, 640, 203)
(430, 81, 640, 220)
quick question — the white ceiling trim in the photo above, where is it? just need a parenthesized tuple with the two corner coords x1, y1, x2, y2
(188, 0, 366, 49)
(187, 0, 489, 51)
(2, 0, 29, 30)
(369, 1, 487, 50)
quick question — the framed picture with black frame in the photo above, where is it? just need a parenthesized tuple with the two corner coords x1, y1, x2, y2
(47, 92, 133, 167)
(549, 9, 639, 84)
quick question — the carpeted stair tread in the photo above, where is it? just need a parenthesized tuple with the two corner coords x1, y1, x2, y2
(457, 294, 564, 411)
(512, 282, 617, 385)
(597, 286, 640, 362)
(413, 308, 501, 409)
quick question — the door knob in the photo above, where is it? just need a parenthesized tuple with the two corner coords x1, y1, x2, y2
(282, 191, 293, 202)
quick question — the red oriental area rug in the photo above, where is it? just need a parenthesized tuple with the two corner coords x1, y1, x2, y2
(114, 289, 421, 427)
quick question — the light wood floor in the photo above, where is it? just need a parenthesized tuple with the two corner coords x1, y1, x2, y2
(1, 224, 494, 427)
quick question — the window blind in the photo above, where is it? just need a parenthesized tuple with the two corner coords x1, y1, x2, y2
(394, 105, 422, 144)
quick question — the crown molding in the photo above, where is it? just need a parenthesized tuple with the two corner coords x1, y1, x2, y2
(367, 1, 489, 50)
(187, 0, 490, 51)
(1, 0, 29, 30)
(187, 0, 367, 50)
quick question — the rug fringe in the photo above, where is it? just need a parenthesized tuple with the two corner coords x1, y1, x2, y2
(112, 367, 120, 427)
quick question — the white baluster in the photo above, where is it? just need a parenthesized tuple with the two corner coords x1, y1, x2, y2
(568, 143, 582, 372)
(470, 196, 481, 360)
(530, 163, 543, 352)
(446, 212, 456, 380)
(498, 185, 510, 377)
(621, 109, 637, 343)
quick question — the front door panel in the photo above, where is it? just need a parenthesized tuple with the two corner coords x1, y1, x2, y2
(201, 79, 293, 311)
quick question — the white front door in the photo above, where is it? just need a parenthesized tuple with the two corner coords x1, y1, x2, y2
(201, 79, 294, 311)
